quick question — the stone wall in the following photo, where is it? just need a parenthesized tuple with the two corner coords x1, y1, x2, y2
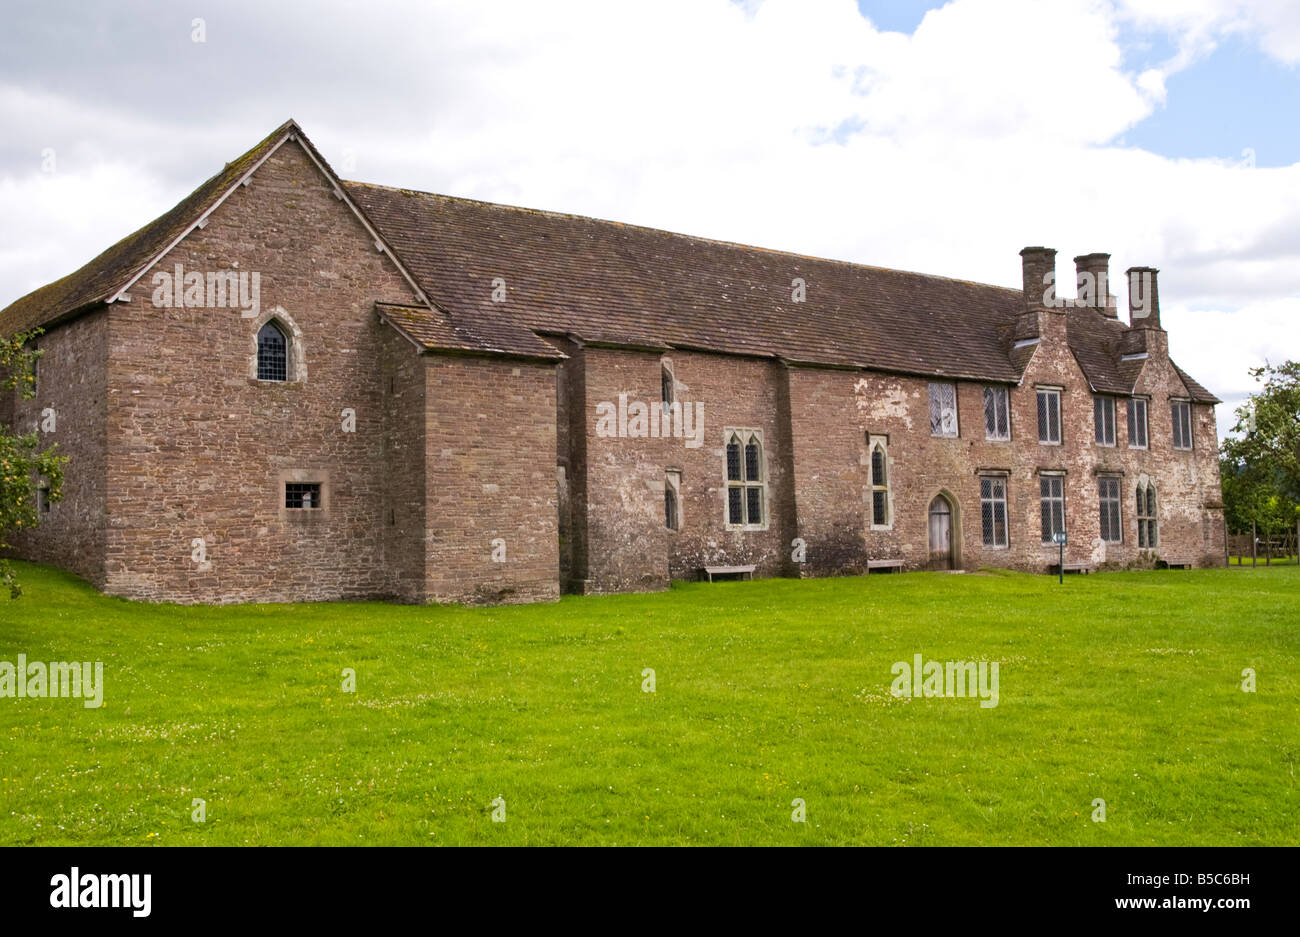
(8, 309, 109, 587)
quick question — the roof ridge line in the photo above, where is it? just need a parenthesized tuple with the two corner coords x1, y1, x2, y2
(340, 180, 1024, 296)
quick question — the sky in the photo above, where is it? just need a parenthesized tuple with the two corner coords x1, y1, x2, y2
(1, 0, 1297, 440)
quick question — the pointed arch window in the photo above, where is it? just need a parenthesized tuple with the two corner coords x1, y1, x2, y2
(725, 429, 765, 529)
(257, 321, 288, 382)
(1137, 480, 1158, 548)
(869, 435, 891, 528)
(661, 360, 675, 416)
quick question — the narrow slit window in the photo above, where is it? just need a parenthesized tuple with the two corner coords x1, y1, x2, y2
(1098, 476, 1122, 542)
(1171, 401, 1193, 450)
(1137, 481, 1158, 548)
(665, 470, 681, 531)
(869, 437, 891, 527)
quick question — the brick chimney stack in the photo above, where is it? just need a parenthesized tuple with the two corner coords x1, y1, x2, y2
(1125, 266, 1162, 330)
(1074, 253, 1116, 317)
(1020, 246, 1057, 312)
(1017, 246, 1062, 343)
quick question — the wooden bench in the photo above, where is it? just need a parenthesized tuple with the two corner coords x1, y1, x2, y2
(1157, 557, 1193, 570)
(867, 559, 905, 573)
(1048, 562, 1094, 575)
(702, 564, 757, 583)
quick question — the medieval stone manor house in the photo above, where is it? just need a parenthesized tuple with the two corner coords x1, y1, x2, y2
(0, 121, 1225, 605)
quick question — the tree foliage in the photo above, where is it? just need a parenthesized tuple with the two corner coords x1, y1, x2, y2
(1, 329, 66, 598)
(1220, 360, 1300, 537)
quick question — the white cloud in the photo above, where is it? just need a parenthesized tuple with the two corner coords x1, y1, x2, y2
(0, 0, 1296, 444)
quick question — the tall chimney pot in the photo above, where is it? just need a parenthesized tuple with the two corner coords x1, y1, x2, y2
(1125, 266, 1161, 329)
(1020, 246, 1058, 312)
(1074, 253, 1116, 316)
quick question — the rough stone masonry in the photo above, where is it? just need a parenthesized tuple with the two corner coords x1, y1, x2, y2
(0, 120, 1226, 604)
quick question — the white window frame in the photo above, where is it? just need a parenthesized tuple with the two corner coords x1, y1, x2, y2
(1098, 475, 1122, 543)
(1039, 474, 1066, 544)
(723, 428, 768, 531)
(1037, 388, 1062, 445)
(1094, 396, 1116, 447)
(929, 382, 959, 438)
(1127, 397, 1148, 449)
(868, 434, 892, 530)
(1171, 400, 1193, 450)
(979, 475, 1009, 548)
(983, 386, 1010, 441)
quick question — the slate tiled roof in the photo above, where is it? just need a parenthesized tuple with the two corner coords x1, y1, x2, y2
(0, 120, 1220, 404)
(346, 182, 1028, 382)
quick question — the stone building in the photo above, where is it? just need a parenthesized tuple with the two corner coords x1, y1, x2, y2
(0, 120, 1225, 604)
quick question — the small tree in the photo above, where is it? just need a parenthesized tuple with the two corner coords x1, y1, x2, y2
(1, 329, 66, 597)
(1221, 361, 1300, 501)
(1221, 360, 1300, 559)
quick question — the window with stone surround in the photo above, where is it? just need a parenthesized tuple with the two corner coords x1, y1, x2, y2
(661, 360, 675, 417)
(1040, 474, 1065, 543)
(869, 435, 891, 528)
(665, 470, 681, 531)
(929, 382, 958, 437)
(1037, 388, 1062, 444)
(258, 321, 289, 382)
(1137, 480, 1158, 548)
(725, 429, 765, 529)
(285, 482, 322, 509)
(983, 386, 1010, 440)
(1127, 397, 1148, 448)
(980, 476, 1008, 548)
(1094, 396, 1116, 447)
(1171, 400, 1193, 450)
(1098, 476, 1122, 542)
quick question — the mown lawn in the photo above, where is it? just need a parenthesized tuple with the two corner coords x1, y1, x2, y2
(1, 561, 1296, 846)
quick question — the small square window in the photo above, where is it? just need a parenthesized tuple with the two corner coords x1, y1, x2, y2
(286, 482, 322, 509)
(37, 486, 51, 514)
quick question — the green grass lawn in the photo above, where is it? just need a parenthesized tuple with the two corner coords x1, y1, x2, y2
(1, 561, 1296, 846)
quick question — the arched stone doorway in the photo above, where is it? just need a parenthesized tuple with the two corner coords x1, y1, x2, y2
(928, 494, 957, 571)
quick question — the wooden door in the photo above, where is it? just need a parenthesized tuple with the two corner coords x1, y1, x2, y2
(928, 497, 953, 571)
